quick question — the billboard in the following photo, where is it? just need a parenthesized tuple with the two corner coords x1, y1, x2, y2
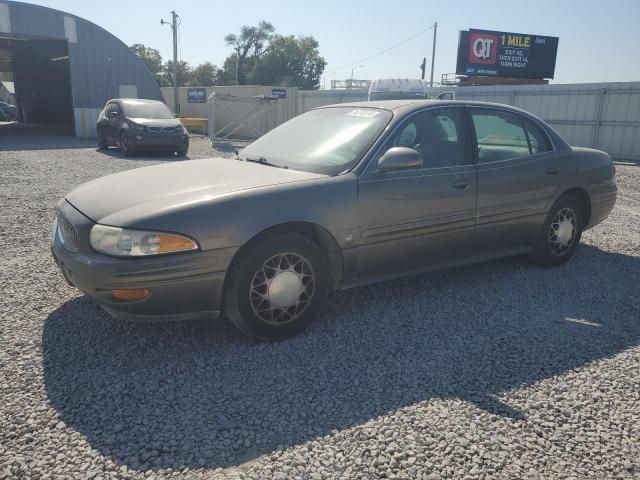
(456, 29, 559, 79)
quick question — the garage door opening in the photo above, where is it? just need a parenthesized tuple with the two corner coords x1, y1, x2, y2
(0, 35, 74, 135)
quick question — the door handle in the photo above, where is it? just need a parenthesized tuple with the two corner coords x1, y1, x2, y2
(453, 180, 471, 190)
(546, 168, 560, 175)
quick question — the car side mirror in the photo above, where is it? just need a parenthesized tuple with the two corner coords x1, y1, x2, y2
(377, 147, 423, 172)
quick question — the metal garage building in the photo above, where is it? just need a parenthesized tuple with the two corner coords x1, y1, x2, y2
(0, 0, 162, 137)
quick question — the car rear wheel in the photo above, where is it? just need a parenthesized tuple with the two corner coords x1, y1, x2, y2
(529, 195, 584, 266)
(223, 232, 330, 340)
(120, 131, 134, 157)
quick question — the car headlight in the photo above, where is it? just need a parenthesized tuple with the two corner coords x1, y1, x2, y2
(128, 122, 145, 132)
(89, 224, 198, 257)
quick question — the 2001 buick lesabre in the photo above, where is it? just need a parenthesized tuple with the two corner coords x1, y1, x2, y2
(52, 100, 617, 339)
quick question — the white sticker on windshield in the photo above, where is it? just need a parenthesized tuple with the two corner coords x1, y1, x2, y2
(346, 109, 380, 118)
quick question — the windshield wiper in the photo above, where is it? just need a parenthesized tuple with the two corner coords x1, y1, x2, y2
(244, 157, 288, 169)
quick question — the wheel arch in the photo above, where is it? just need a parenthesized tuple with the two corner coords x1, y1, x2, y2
(223, 221, 344, 295)
(558, 187, 591, 226)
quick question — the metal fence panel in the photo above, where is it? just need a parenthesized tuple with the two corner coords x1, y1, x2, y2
(297, 90, 368, 113)
(164, 83, 640, 160)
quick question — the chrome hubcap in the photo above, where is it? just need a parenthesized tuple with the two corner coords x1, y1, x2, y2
(250, 253, 315, 325)
(549, 207, 577, 256)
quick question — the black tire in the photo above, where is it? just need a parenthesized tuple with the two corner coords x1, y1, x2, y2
(97, 130, 108, 150)
(529, 195, 584, 266)
(1, 111, 16, 121)
(223, 231, 330, 340)
(120, 131, 134, 157)
(176, 148, 188, 156)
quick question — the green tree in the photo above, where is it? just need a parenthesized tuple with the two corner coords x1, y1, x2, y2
(188, 62, 218, 86)
(223, 21, 275, 85)
(249, 35, 326, 89)
(163, 60, 192, 87)
(130, 44, 168, 87)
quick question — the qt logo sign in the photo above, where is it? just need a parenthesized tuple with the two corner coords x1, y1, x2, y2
(469, 33, 497, 64)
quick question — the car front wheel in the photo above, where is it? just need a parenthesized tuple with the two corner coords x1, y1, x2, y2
(97, 129, 108, 149)
(529, 195, 584, 266)
(223, 232, 330, 339)
(120, 131, 133, 156)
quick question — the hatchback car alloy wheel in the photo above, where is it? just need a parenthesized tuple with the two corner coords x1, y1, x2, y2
(120, 132, 131, 156)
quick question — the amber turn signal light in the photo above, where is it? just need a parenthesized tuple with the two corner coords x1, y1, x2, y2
(111, 289, 151, 301)
(157, 234, 198, 253)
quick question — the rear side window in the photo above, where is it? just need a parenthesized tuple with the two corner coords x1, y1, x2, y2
(470, 109, 553, 162)
(523, 119, 552, 154)
(470, 110, 530, 162)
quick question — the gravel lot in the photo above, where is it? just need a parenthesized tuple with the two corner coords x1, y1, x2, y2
(1, 134, 639, 480)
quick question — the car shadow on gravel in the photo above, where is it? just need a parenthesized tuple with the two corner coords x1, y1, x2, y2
(42, 244, 640, 472)
(97, 147, 192, 161)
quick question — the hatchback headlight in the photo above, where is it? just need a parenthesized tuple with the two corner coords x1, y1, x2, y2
(89, 224, 198, 257)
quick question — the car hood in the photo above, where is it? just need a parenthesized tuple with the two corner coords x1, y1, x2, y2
(66, 158, 326, 225)
(128, 117, 181, 128)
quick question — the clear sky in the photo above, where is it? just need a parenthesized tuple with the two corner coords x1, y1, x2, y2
(24, 0, 640, 86)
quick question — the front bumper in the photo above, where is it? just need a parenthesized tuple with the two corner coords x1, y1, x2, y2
(51, 201, 236, 322)
(131, 132, 189, 150)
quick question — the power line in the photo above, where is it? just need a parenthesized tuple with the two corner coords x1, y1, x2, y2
(327, 24, 434, 75)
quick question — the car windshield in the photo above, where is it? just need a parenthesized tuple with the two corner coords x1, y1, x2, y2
(122, 101, 174, 119)
(240, 107, 392, 175)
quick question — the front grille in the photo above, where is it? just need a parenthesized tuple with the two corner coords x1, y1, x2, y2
(147, 126, 162, 133)
(57, 213, 79, 252)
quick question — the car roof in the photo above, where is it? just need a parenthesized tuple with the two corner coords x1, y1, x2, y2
(318, 99, 535, 116)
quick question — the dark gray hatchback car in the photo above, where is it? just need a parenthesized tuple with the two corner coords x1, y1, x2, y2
(96, 98, 189, 156)
(53, 100, 617, 339)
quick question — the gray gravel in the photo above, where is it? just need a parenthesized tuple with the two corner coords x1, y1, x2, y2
(1, 135, 639, 480)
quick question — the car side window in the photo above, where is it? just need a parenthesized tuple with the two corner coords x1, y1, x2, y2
(470, 110, 530, 162)
(383, 108, 469, 169)
(523, 118, 552, 154)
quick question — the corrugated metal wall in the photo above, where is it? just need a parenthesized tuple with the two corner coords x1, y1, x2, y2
(2, 1, 163, 138)
(424, 82, 640, 161)
(165, 82, 640, 161)
(297, 89, 368, 112)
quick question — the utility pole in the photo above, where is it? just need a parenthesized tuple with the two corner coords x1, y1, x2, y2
(429, 21, 437, 87)
(161, 11, 179, 114)
(350, 65, 364, 89)
(235, 49, 239, 85)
